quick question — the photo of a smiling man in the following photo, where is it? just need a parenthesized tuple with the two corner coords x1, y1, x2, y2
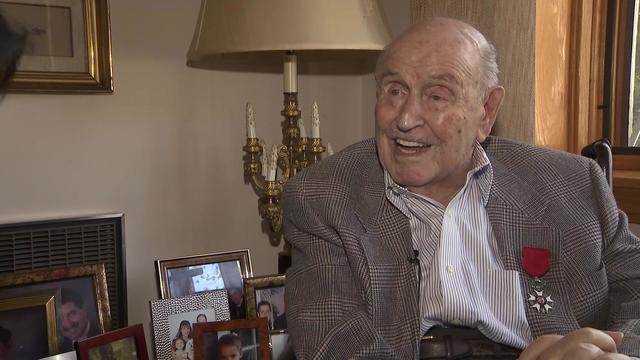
(60, 287, 100, 351)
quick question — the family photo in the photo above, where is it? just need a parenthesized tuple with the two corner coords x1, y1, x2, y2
(168, 309, 219, 360)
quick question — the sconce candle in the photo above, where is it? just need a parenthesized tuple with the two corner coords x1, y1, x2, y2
(246, 102, 256, 138)
(311, 101, 320, 138)
(297, 118, 307, 138)
(267, 145, 278, 181)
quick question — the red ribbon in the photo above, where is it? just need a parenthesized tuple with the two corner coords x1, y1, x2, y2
(522, 247, 550, 277)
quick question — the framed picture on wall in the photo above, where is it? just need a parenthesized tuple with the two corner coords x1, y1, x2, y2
(75, 323, 149, 360)
(192, 318, 270, 360)
(155, 249, 253, 320)
(150, 289, 230, 360)
(0, 0, 113, 93)
(0, 290, 58, 358)
(0, 264, 111, 354)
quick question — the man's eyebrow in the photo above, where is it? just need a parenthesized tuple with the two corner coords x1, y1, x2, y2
(429, 73, 460, 86)
(378, 69, 399, 80)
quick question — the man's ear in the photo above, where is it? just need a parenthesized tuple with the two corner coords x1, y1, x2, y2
(476, 85, 505, 142)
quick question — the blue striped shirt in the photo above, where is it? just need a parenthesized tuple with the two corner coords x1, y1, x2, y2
(384, 142, 532, 349)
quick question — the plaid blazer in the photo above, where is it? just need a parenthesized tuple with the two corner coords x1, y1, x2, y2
(283, 136, 640, 359)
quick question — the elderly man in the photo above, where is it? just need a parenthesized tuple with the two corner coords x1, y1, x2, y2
(283, 17, 640, 359)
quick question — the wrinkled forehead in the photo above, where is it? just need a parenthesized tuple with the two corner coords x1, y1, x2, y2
(388, 25, 480, 67)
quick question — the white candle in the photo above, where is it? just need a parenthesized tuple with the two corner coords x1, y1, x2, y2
(327, 143, 334, 156)
(311, 101, 320, 138)
(267, 145, 278, 181)
(283, 53, 297, 93)
(246, 102, 256, 138)
(297, 118, 307, 138)
(260, 141, 268, 177)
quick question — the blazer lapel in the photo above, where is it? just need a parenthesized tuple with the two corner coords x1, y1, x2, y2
(487, 158, 580, 338)
(353, 149, 421, 353)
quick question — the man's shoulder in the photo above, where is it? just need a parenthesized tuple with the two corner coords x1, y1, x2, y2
(284, 138, 380, 191)
(483, 136, 591, 171)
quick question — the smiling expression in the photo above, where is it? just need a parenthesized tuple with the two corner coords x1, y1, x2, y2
(375, 20, 502, 204)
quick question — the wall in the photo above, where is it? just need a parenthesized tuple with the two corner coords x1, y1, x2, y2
(0, 0, 389, 349)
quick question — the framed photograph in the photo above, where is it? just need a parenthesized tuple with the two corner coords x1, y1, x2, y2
(244, 275, 286, 332)
(192, 318, 270, 360)
(0, 213, 128, 329)
(75, 323, 148, 360)
(0, 290, 58, 358)
(0, 264, 110, 354)
(150, 289, 230, 360)
(155, 249, 253, 320)
(0, 0, 113, 93)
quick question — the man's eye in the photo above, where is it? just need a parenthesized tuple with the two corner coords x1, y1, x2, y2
(388, 87, 403, 96)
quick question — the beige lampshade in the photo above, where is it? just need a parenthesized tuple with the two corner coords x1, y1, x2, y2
(187, 0, 392, 69)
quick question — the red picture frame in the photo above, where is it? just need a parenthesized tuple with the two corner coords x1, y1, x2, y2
(75, 323, 149, 360)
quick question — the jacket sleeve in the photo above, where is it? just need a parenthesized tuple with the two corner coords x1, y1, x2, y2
(592, 161, 640, 356)
(282, 180, 404, 360)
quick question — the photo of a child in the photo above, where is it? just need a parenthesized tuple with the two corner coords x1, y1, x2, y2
(217, 334, 242, 360)
(173, 337, 188, 360)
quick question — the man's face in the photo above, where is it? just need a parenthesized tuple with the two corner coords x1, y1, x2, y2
(229, 289, 242, 306)
(375, 25, 495, 199)
(61, 302, 89, 340)
(258, 304, 271, 319)
(218, 345, 241, 360)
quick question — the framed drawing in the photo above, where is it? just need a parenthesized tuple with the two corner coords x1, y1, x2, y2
(0, 263, 110, 353)
(75, 323, 148, 360)
(0, 0, 113, 93)
(150, 289, 230, 360)
(155, 249, 252, 320)
(0, 290, 58, 358)
(192, 318, 270, 360)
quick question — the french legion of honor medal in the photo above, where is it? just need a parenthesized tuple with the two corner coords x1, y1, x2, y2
(523, 247, 553, 313)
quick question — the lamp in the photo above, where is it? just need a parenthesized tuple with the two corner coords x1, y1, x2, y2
(186, 0, 391, 263)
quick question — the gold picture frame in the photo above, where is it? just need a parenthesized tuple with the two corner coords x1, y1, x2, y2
(244, 274, 286, 333)
(0, 0, 113, 93)
(0, 290, 59, 357)
(0, 263, 111, 353)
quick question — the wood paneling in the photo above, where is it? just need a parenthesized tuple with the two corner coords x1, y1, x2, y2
(535, 0, 571, 150)
(410, 0, 535, 144)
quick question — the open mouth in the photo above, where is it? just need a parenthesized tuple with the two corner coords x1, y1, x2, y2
(395, 138, 431, 149)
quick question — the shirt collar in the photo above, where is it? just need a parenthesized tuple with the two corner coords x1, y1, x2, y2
(384, 141, 493, 206)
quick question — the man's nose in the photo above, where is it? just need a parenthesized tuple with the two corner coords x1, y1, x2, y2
(397, 94, 424, 131)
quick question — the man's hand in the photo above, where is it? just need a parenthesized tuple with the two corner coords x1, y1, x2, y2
(519, 328, 629, 360)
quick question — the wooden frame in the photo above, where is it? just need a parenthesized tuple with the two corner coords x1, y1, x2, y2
(0, 264, 111, 353)
(0, 0, 113, 93)
(192, 318, 270, 360)
(0, 290, 58, 357)
(149, 290, 230, 360)
(75, 323, 149, 360)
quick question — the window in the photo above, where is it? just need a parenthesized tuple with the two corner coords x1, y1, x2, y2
(604, 0, 640, 152)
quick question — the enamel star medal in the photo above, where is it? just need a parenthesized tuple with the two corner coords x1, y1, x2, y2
(523, 247, 553, 313)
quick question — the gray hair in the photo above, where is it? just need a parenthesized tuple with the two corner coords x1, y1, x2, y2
(375, 18, 500, 97)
